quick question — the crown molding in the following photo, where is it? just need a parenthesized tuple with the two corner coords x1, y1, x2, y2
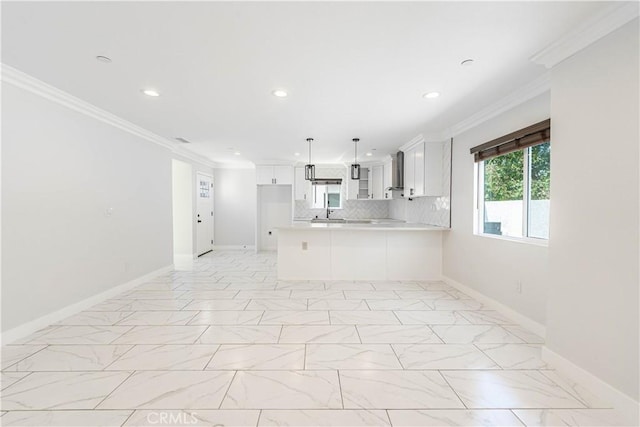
(213, 163, 256, 170)
(399, 133, 426, 151)
(253, 161, 295, 167)
(531, 2, 639, 69)
(441, 72, 550, 140)
(172, 146, 220, 169)
(1, 64, 218, 169)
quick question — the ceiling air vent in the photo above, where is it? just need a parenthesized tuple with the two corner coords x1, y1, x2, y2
(175, 137, 191, 144)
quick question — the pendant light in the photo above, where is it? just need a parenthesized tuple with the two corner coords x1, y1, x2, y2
(304, 138, 315, 180)
(351, 138, 361, 180)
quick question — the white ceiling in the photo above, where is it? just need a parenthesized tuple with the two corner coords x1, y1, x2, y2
(2, 1, 609, 166)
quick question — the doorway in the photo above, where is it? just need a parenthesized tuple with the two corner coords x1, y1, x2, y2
(196, 172, 214, 256)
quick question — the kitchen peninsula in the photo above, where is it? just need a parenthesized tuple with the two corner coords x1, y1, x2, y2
(277, 220, 448, 281)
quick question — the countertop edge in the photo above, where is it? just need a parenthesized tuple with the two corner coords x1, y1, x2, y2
(277, 224, 450, 231)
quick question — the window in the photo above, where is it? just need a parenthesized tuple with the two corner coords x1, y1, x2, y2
(199, 180, 210, 198)
(311, 184, 342, 209)
(471, 119, 550, 241)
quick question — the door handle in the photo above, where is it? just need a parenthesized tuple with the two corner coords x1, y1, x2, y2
(197, 220, 202, 223)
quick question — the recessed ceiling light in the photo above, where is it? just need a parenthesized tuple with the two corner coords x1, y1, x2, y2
(96, 55, 112, 63)
(142, 89, 160, 97)
(294, 152, 300, 156)
(234, 151, 241, 156)
(365, 152, 373, 157)
(461, 59, 475, 67)
(272, 89, 288, 97)
(423, 92, 440, 99)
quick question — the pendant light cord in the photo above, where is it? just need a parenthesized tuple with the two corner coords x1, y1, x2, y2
(353, 138, 359, 163)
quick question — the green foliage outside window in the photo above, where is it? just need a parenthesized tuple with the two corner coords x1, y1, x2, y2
(484, 150, 523, 201)
(484, 142, 550, 201)
(530, 142, 550, 200)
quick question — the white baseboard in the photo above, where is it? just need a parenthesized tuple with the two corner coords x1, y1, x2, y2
(0, 265, 173, 345)
(213, 245, 255, 250)
(542, 347, 640, 426)
(441, 275, 546, 338)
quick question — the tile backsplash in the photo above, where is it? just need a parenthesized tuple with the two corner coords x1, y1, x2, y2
(295, 199, 390, 220)
(389, 196, 451, 227)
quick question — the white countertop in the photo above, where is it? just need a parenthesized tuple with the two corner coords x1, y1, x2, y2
(279, 221, 449, 231)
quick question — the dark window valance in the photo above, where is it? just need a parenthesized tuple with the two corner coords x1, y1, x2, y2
(470, 119, 550, 162)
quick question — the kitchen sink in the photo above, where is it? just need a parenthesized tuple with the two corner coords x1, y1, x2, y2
(310, 218, 373, 224)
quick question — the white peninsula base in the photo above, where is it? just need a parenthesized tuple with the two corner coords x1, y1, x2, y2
(277, 224, 446, 281)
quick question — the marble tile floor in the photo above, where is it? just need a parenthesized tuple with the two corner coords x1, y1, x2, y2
(0, 251, 630, 426)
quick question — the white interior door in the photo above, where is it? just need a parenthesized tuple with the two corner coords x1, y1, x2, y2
(196, 173, 214, 256)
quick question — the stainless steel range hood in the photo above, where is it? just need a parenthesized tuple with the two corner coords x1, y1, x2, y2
(386, 152, 404, 191)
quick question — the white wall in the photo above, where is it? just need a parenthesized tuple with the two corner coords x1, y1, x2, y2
(213, 168, 256, 247)
(1, 82, 174, 332)
(546, 20, 639, 402)
(171, 159, 193, 260)
(442, 93, 551, 326)
(257, 185, 292, 251)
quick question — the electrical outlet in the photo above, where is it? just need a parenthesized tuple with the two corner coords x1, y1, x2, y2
(516, 280, 523, 294)
(302, 241, 308, 250)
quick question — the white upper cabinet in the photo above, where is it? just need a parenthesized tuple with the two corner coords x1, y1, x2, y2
(346, 169, 360, 200)
(273, 165, 294, 185)
(294, 167, 311, 200)
(403, 141, 425, 198)
(256, 166, 274, 185)
(346, 165, 384, 200)
(370, 165, 384, 200)
(383, 159, 393, 199)
(256, 165, 293, 185)
(424, 141, 444, 196)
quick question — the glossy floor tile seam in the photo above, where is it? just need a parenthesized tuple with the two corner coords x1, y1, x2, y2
(352, 324, 364, 344)
(336, 370, 345, 409)
(389, 344, 407, 370)
(391, 310, 404, 325)
(90, 371, 136, 411)
(219, 370, 239, 410)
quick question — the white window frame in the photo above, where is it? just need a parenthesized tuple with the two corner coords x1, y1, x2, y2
(474, 146, 548, 246)
(311, 184, 343, 210)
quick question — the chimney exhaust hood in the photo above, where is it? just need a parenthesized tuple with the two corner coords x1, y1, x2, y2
(386, 152, 404, 191)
